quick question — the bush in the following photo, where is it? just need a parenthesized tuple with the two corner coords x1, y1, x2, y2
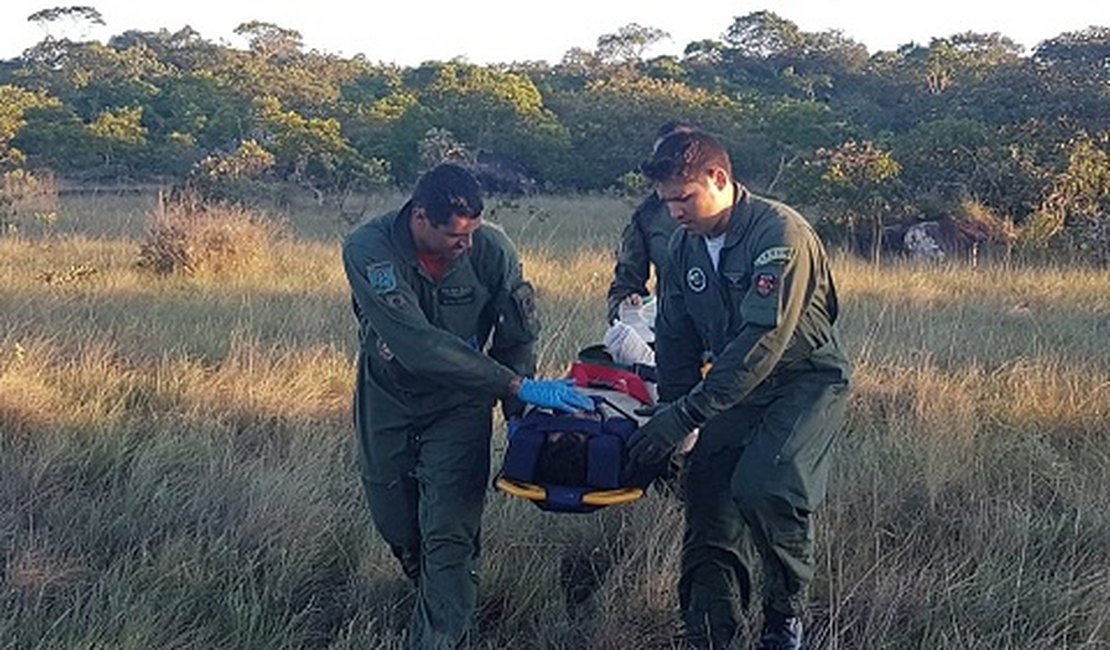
(137, 198, 284, 276)
(1, 168, 58, 235)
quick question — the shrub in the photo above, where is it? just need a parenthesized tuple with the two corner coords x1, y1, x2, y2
(137, 198, 284, 276)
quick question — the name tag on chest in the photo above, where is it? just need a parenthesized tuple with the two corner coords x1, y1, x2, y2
(438, 285, 476, 306)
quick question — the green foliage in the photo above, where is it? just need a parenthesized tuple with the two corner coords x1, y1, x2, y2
(12, 104, 101, 174)
(0, 85, 61, 168)
(1025, 134, 1110, 261)
(595, 23, 670, 65)
(417, 127, 475, 169)
(891, 118, 1045, 219)
(233, 21, 303, 60)
(408, 62, 571, 185)
(88, 105, 146, 144)
(254, 97, 389, 200)
(26, 5, 104, 28)
(188, 139, 277, 204)
(0, 15, 1106, 261)
(0, 85, 62, 230)
(799, 140, 902, 257)
(546, 76, 740, 189)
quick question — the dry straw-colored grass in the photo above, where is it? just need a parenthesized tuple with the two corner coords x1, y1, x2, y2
(137, 200, 286, 277)
(1, 192, 1109, 648)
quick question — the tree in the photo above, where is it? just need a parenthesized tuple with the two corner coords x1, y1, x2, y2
(1033, 26, 1110, 85)
(27, 5, 105, 41)
(0, 85, 63, 228)
(596, 23, 670, 65)
(545, 76, 741, 189)
(1024, 134, 1110, 262)
(253, 97, 387, 203)
(713, 12, 868, 102)
(83, 105, 148, 175)
(0, 85, 62, 169)
(723, 11, 803, 58)
(410, 62, 570, 185)
(809, 140, 902, 261)
(233, 21, 303, 60)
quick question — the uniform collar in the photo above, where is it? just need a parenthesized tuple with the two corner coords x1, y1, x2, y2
(389, 201, 420, 264)
(723, 183, 755, 249)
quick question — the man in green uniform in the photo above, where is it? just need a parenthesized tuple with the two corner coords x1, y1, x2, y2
(625, 132, 852, 650)
(342, 164, 592, 649)
(605, 121, 696, 323)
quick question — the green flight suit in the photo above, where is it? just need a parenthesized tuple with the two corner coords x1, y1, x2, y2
(606, 193, 680, 322)
(654, 185, 852, 648)
(342, 204, 537, 650)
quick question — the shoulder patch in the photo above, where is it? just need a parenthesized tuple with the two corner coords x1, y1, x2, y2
(367, 262, 397, 294)
(753, 246, 793, 267)
(754, 272, 778, 297)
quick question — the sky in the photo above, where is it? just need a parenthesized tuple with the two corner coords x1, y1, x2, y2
(1, 0, 1106, 64)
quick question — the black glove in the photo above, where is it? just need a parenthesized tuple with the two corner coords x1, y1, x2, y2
(623, 399, 704, 485)
(501, 394, 526, 421)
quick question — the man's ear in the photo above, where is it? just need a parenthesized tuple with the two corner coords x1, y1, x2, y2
(709, 167, 729, 191)
(412, 206, 428, 230)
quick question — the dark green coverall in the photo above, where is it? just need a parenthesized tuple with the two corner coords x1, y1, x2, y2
(606, 193, 680, 322)
(654, 185, 852, 648)
(342, 204, 537, 649)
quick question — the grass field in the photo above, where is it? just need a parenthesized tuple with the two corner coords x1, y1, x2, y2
(2, 191, 1109, 649)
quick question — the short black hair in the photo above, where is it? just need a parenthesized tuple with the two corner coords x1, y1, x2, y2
(412, 163, 484, 226)
(641, 130, 732, 184)
(536, 432, 589, 486)
(656, 120, 697, 140)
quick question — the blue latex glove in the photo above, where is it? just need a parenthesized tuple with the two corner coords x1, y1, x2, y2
(518, 378, 595, 413)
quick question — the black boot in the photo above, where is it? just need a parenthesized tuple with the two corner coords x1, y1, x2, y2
(756, 609, 802, 650)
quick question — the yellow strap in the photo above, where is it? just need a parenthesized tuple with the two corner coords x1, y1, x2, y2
(581, 487, 644, 506)
(495, 478, 644, 506)
(495, 477, 546, 500)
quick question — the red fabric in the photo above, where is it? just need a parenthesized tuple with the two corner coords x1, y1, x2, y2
(568, 362, 654, 406)
(417, 251, 448, 281)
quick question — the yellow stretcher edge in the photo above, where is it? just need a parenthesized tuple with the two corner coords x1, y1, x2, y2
(495, 477, 644, 506)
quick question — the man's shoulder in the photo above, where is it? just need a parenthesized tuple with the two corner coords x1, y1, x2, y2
(631, 193, 669, 226)
(748, 194, 815, 244)
(469, 221, 519, 274)
(475, 220, 513, 247)
(666, 223, 695, 259)
(343, 211, 397, 254)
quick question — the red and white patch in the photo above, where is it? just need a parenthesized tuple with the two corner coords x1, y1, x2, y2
(755, 273, 777, 297)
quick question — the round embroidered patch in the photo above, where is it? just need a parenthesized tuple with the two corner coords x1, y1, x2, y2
(755, 273, 777, 297)
(687, 267, 707, 293)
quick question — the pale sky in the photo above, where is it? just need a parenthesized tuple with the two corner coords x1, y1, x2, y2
(1, 0, 1106, 64)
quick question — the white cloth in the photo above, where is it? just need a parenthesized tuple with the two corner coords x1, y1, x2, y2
(617, 296, 657, 343)
(603, 321, 655, 367)
(705, 232, 727, 271)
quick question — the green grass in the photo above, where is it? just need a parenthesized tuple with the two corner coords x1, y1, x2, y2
(1, 191, 1109, 648)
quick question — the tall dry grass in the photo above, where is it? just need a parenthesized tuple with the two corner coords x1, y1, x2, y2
(1, 191, 1108, 648)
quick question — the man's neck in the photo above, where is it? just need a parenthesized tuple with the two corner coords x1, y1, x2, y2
(705, 183, 737, 238)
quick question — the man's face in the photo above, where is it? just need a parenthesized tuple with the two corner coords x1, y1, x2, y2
(656, 167, 732, 236)
(413, 210, 482, 259)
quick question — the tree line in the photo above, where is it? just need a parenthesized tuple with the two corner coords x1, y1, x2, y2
(1, 9, 1107, 260)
